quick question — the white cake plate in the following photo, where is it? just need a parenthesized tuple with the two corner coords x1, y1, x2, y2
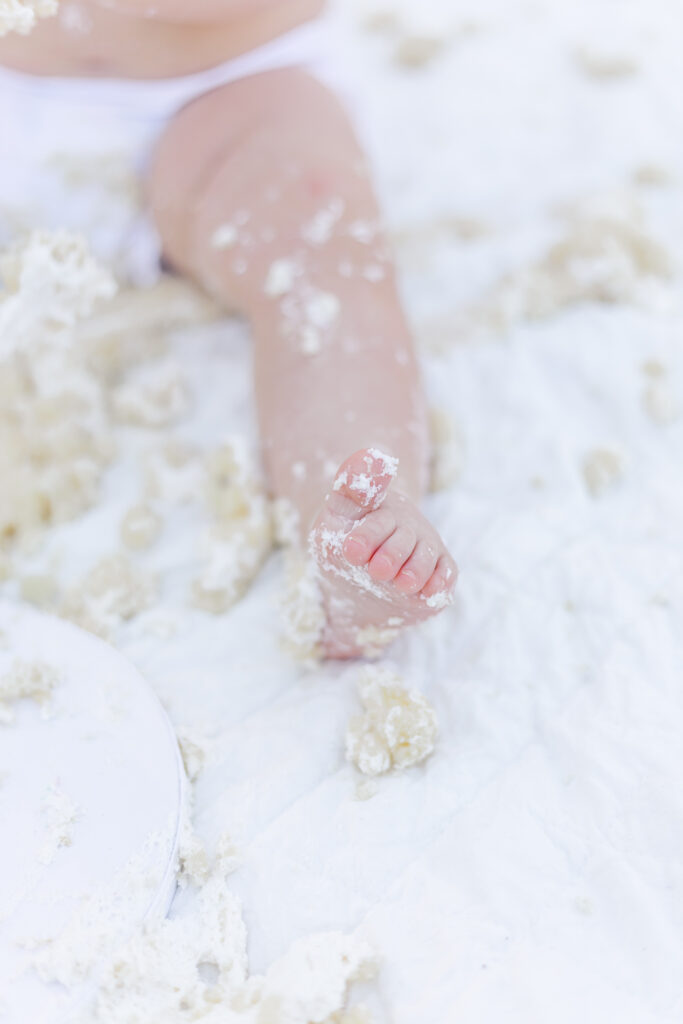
(0, 602, 185, 1024)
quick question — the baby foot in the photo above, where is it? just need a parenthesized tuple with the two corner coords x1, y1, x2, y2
(310, 448, 458, 659)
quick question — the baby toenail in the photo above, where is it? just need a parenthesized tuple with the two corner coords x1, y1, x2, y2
(400, 569, 417, 584)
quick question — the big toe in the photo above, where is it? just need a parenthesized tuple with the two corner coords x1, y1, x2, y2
(326, 447, 399, 522)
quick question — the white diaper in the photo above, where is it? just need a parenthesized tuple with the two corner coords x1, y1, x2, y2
(0, 16, 346, 284)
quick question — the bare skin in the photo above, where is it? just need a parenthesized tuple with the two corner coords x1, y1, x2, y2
(2, 2, 458, 658)
(0, 0, 323, 77)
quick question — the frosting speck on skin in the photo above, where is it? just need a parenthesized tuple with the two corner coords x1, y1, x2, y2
(210, 224, 238, 250)
(264, 259, 297, 297)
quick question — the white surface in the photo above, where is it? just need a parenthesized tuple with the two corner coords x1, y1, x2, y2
(0, 604, 183, 1024)
(1, 0, 683, 1021)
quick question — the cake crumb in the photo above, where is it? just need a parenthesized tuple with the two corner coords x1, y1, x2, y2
(346, 665, 438, 776)
(582, 446, 626, 497)
(111, 360, 191, 429)
(365, 447, 399, 479)
(49, 825, 379, 1024)
(362, 8, 400, 34)
(450, 194, 673, 341)
(302, 199, 345, 246)
(0, 0, 57, 38)
(354, 778, 380, 802)
(19, 572, 58, 608)
(347, 220, 377, 245)
(423, 589, 453, 610)
(632, 163, 673, 188)
(210, 223, 238, 250)
(641, 358, 666, 379)
(0, 658, 59, 723)
(0, 232, 116, 552)
(355, 624, 401, 659)
(143, 438, 202, 505)
(178, 813, 210, 888)
(192, 438, 273, 614)
(305, 290, 340, 329)
(264, 258, 297, 298)
(333, 1007, 376, 1024)
(574, 47, 639, 80)
(177, 727, 210, 783)
(280, 551, 325, 663)
(120, 503, 163, 551)
(393, 33, 447, 69)
(60, 554, 156, 639)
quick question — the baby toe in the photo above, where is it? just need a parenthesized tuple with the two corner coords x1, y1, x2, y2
(342, 508, 396, 566)
(421, 554, 458, 598)
(332, 447, 398, 513)
(394, 540, 439, 594)
(367, 524, 417, 581)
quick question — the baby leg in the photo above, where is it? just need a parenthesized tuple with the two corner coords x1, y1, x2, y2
(149, 69, 457, 656)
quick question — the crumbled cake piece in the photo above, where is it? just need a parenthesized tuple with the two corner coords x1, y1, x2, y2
(192, 439, 272, 614)
(120, 503, 163, 551)
(0, 0, 58, 39)
(60, 554, 156, 639)
(346, 665, 438, 776)
(0, 658, 59, 723)
(111, 360, 191, 429)
(582, 446, 626, 497)
(280, 552, 326, 663)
